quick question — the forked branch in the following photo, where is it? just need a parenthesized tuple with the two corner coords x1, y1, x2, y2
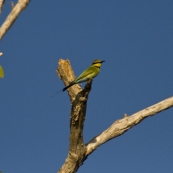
(56, 59, 173, 173)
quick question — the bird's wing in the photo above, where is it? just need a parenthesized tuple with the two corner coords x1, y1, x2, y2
(75, 66, 95, 82)
(62, 67, 95, 91)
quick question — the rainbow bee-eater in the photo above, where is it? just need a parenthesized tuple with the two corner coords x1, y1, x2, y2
(52, 59, 105, 96)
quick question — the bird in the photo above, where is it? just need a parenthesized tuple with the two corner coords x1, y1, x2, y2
(51, 59, 105, 97)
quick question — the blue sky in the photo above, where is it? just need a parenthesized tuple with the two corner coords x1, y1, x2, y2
(0, 1, 173, 172)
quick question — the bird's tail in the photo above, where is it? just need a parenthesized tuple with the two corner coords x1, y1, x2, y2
(51, 89, 63, 97)
(51, 82, 75, 97)
(62, 82, 75, 92)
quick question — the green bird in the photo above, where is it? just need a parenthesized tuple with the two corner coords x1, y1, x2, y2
(52, 59, 105, 96)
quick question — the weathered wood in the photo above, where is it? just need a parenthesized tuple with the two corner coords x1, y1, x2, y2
(57, 59, 92, 173)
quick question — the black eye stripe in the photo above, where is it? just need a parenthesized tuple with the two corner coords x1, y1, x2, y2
(92, 62, 101, 64)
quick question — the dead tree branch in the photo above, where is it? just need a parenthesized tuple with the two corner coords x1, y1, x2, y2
(57, 59, 92, 173)
(56, 59, 173, 173)
(0, 0, 30, 40)
(86, 96, 173, 155)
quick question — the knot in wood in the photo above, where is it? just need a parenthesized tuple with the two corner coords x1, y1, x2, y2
(79, 97, 87, 102)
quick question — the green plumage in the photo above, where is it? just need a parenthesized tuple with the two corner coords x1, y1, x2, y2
(63, 60, 105, 91)
(51, 59, 105, 96)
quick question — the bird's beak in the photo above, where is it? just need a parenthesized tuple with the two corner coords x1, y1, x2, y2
(101, 60, 105, 63)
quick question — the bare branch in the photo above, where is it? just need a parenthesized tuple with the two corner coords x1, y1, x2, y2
(86, 96, 173, 155)
(0, 0, 5, 14)
(57, 59, 173, 173)
(0, 0, 30, 40)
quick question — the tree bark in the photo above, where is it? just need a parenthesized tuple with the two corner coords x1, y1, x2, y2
(57, 59, 92, 173)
